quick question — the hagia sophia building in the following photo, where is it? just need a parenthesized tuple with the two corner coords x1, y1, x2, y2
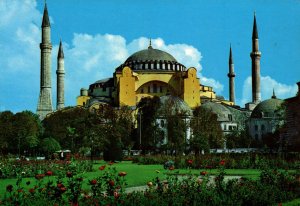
(37, 3, 300, 149)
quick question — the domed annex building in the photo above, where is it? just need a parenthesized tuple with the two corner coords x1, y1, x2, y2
(77, 42, 216, 109)
(248, 91, 284, 140)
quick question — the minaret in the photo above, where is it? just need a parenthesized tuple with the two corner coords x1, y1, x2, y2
(56, 40, 65, 110)
(37, 3, 53, 119)
(228, 45, 235, 104)
(271, 88, 277, 99)
(250, 13, 261, 103)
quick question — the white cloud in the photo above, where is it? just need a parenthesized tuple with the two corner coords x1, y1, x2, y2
(199, 75, 224, 94)
(240, 76, 298, 106)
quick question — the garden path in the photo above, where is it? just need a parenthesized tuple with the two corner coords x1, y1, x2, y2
(124, 175, 241, 193)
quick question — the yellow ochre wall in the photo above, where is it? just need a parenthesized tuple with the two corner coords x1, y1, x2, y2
(77, 96, 90, 107)
(115, 66, 202, 108)
(182, 68, 201, 108)
(118, 67, 136, 106)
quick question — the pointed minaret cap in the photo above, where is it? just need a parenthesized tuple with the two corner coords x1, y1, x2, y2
(42, 2, 50, 27)
(271, 88, 277, 99)
(229, 44, 234, 65)
(58, 40, 64, 59)
(148, 38, 153, 49)
(252, 12, 258, 39)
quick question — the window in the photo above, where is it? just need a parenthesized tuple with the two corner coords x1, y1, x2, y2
(255, 134, 259, 140)
(261, 125, 265, 131)
(160, 120, 165, 128)
(255, 125, 258, 131)
(103, 87, 106, 92)
(148, 86, 151, 93)
(228, 114, 233, 121)
(224, 125, 227, 130)
(160, 86, 163, 93)
(141, 88, 144, 94)
(153, 84, 157, 93)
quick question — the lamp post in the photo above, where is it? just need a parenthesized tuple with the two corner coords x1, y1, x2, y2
(139, 111, 142, 149)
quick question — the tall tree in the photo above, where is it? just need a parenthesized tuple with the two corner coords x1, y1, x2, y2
(11, 111, 42, 156)
(137, 96, 161, 152)
(190, 106, 223, 155)
(0, 111, 14, 155)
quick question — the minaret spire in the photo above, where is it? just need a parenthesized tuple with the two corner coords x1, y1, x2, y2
(56, 39, 65, 110)
(228, 44, 235, 104)
(37, 2, 53, 119)
(272, 88, 277, 99)
(148, 38, 153, 49)
(250, 12, 261, 104)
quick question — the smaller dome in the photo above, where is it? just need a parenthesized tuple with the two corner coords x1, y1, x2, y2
(251, 98, 283, 118)
(158, 95, 192, 116)
(201, 102, 234, 122)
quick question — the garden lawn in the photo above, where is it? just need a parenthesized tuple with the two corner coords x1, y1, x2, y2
(0, 161, 293, 195)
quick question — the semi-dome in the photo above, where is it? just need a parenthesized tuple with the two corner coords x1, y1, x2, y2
(158, 95, 192, 116)
(115, 45, 186, 72)
(201, 102, 234, 122)
(251, 97, 283, 118)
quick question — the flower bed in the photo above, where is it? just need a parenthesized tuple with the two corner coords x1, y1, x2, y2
(1, 161, 299, 205)
(0, 158, 93, 179)
(132, 153, 300, 170)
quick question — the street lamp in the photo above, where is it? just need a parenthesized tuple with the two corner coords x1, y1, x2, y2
(139, 111, 142, 149)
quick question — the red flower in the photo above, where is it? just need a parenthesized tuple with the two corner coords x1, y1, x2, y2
(17, 189, 23, 193)
(220, 160, 225, 166)
(108, 161, 114, 165)
(169, 166, 175, 170)
(35, 174, 45, 180)
(118, 172, 127, 177)
(45, 171, 53, 176)
(108, 180, 115, 186)
(90, 179, 97, 185)
(29, 188, 35, 193)
(187, 159, 193, 165)
(6, 184, 13, 192)
(200, 171, 208, 176)
(206, 165, 213, 169)
(99, 165, 106, 171)
(57, 183, 63, 188)
(60, 187, 67, 192)
(66, 171, 73, 178)
(114, 191, 120, 199)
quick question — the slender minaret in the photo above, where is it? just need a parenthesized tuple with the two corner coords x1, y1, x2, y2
(56, 40, 65, 110)
(250, 13, 261, 103)
(37, 3, 53, 119)
(228, 45, 235, 104)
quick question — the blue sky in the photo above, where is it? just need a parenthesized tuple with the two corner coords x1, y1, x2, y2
(0, 0, 300, 113)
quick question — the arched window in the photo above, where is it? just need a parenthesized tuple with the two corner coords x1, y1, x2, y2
(160, 120, 165, 128)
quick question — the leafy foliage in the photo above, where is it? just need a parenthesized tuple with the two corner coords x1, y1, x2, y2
(190, 106, 223, 155)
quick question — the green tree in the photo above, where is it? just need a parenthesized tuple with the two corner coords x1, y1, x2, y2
(40, 137, 61, 158)
(11, 111, 42, 156)
(0, 111, 14, 155)
(43, 107, 92, 152)
(137, 96, 161, 152)
(190, 106, 223, 156)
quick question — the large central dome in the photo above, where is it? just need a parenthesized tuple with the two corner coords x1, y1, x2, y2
(116, 45, 186, 72)
(126, 47, 177, 63)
